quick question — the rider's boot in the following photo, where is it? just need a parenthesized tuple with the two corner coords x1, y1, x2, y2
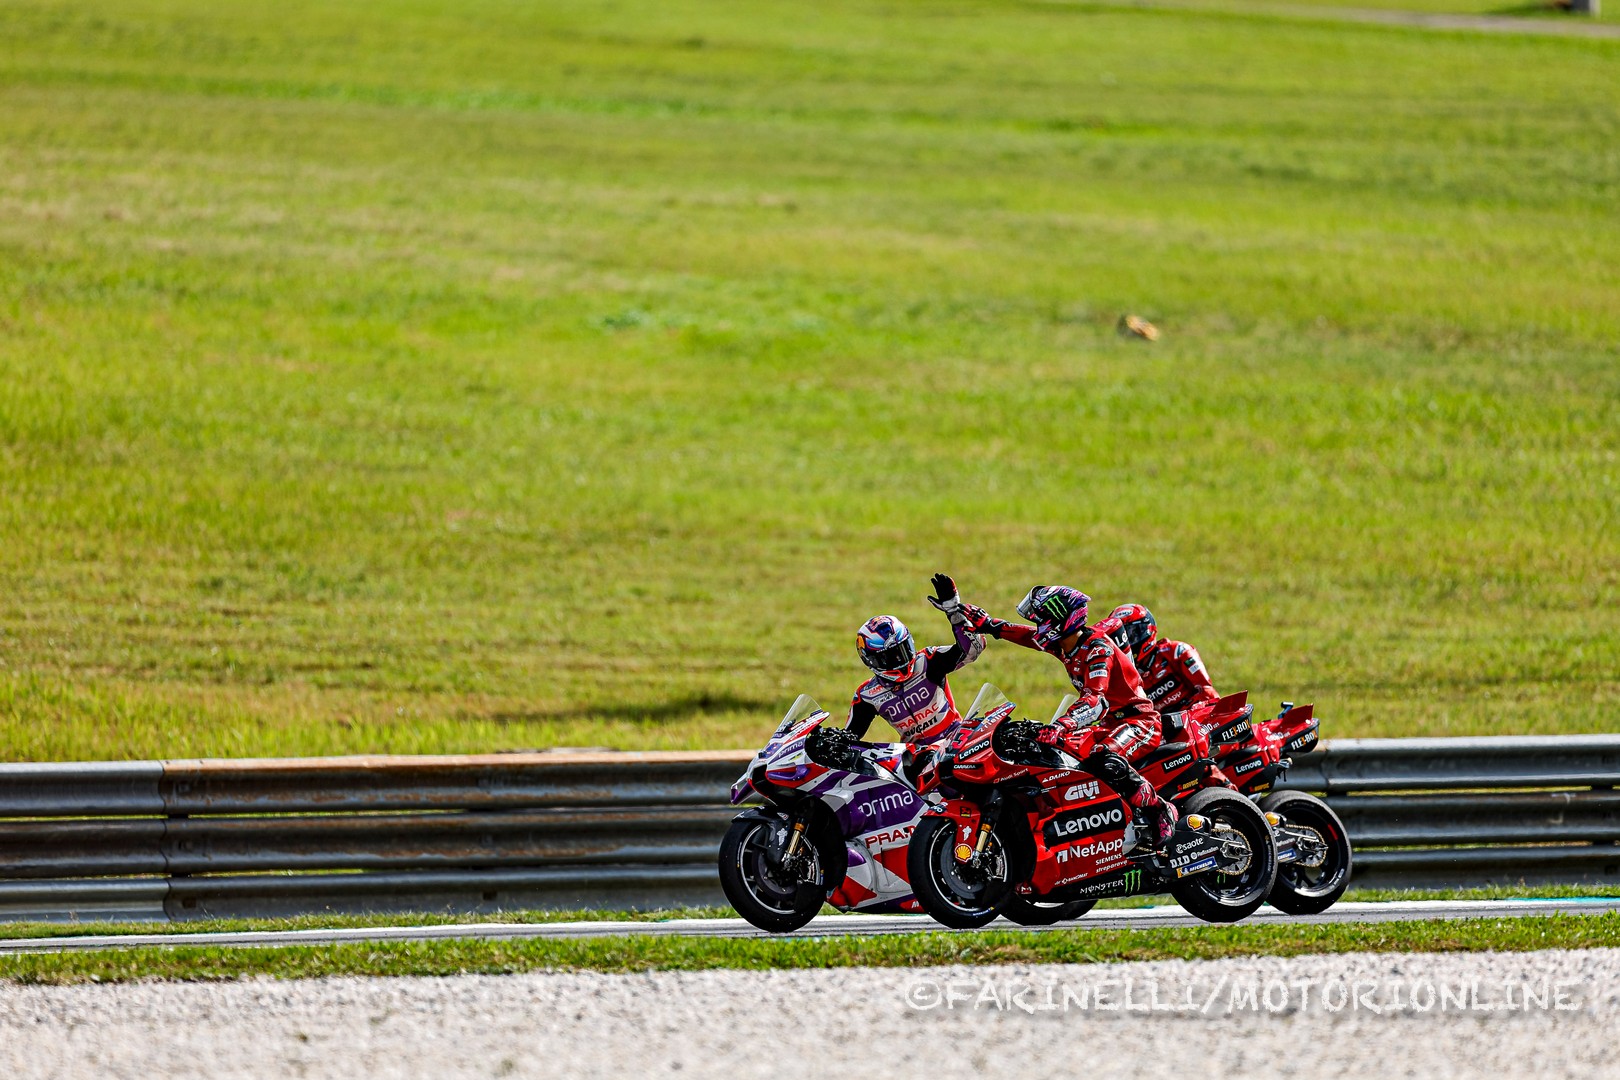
(1084, 749, 1178, 852)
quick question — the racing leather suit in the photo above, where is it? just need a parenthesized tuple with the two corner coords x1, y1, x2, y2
(1132, 639, 1218, 714)
(989, 620, 1176, 844)
(846, 620, 984, 743)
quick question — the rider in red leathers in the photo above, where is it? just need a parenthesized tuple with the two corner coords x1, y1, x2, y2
(961, 585, 1179, 849)
(1097, 602, 1242, 789)
(1096, 603, 1218, 714)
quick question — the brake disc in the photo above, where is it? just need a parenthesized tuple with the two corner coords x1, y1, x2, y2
(1291, 825, 1329, 869)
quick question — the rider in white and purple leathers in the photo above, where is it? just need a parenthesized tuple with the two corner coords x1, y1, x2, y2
(845, 574, 985, 744)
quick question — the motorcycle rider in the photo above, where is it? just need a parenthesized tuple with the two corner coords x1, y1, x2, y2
(1097, 601, 1239, 788)
(960, 585, 1179, 849)
(844, 574, 985, 744)
(1096, 603, 1219, 714)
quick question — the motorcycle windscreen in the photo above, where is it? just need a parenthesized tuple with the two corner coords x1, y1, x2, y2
(772, 694, 827, 739)
(963, 683, 1011, 723)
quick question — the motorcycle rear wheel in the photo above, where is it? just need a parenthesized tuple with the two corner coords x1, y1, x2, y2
(718, 817, 826, 933)
(1002, 896, 1097, 926)
(1260, 791, 1353, 915)
(1167, 787, 1279, 923)
(906, 816, 1013, 929)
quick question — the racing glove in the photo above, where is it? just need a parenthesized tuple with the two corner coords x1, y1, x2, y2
(956, 602, 1007, 638)
(926, 573, 963, 617)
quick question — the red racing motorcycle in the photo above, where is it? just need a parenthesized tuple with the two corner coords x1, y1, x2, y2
(908, 685, 1281, 928)
(1169, 692, 1353, 914)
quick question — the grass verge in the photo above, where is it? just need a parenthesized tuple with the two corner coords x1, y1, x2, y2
(1, 885, 1615, 941)
(3, 914, 1617, 984)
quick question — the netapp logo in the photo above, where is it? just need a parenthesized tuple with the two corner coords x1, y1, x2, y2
(1044, 805, 1125, 846)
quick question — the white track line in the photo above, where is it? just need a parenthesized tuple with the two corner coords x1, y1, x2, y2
(0, 898, 1616, 953)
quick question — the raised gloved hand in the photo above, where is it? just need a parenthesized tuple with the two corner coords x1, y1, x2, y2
(925, 573, 962, 615)
(957, 601, 1006, 638)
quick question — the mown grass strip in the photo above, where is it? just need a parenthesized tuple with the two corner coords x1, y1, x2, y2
(3, 885, 1618, 941)
(3, 914, 1618, 984)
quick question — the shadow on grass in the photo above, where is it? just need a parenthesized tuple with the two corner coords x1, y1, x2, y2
(1488, 1, 1588, 15)
(488, 692, 777, 726)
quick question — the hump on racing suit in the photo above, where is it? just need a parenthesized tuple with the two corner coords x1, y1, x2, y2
(1095, 604, 1219, 714)
(998, 620, 1157, 722)
(1136, 639, 1218, 713)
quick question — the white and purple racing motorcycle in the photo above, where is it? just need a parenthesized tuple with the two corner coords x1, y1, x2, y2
(719, 694, 930, 932)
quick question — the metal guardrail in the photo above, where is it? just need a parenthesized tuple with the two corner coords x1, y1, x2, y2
(1278, 735, 1620, 890)
(0, 737, 1615, 921)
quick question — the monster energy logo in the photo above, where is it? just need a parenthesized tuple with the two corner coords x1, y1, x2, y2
(1121, 868, 1142, 894)
(1040, 596, 1069, 621)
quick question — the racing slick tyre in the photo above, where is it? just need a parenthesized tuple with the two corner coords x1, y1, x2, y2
(1167, 787, 1279, 924)
(906, 815, 1014, 929)
(1001, 896, 1097, 926)
(719, 816, 826, 933)
(1260, 791, 1353, 915)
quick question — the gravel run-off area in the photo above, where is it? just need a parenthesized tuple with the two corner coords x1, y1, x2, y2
(4, 948, 1619, 1079)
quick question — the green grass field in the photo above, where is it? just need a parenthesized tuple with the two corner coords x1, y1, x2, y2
(1, 0, 1616, 761)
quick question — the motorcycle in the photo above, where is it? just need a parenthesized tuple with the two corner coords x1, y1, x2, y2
(1164, 692, 1353, 914)
(719, 694, 932, 932)
(907, 684, 1281, 929)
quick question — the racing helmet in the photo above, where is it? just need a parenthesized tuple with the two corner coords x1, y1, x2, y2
(856, 615, 920, 683)
(1104, 603, 1158, 667)
(1015, 585, 1091, 649)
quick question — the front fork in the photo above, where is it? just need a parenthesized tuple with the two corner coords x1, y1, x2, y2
(953, 791, 1002, 866)
(765, 810, 811, 874)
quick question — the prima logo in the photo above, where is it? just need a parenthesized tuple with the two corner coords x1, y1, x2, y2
(1063, 781, 1102, 802)
(898, 683, 933, 709)
(858, 790, 916, 817)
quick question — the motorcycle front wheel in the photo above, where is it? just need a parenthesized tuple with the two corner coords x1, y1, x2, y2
(1260, 791, 1353, 915)
(1167, 787, 1279, 924)
(1002, 896, 1096, 926)
(905, 816, 1014, 929)
(718, 816, 826, 933)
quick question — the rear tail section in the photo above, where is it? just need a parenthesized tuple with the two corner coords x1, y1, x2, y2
(1265, 702, 1319, 755)
(1212, 699, 1316, 796)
